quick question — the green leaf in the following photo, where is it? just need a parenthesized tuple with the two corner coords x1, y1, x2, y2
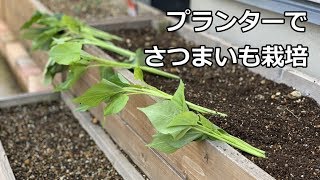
(148, 130, 204, 153)
(117, 74, 130, 84)
(167, 111, 199, 127)
(21, 28, 46, 39)
(75, 104, 91, 112)
(198, 114, 217, 130)
(139, 100, 182, 134)
(60, 15, 81, 33)
(21, 11, 43, 29)
(52, 37, 73, 45)
(171, 80, 188, 112)
(147, 133, 179, 153)
(104, 94, 129, 116)
(168, 130, 204, 149)
(100, 67, 115, 80)
(49, 42, 82, 65)
(106, 73, 130, 88)
(99, 67, 130, 87)
(170, 127, 191, 140)
(43, 58, 67, 85)
(73, 79, 123, 107)
(55, 65, 86, 91)
(43, 58, 56, 84)
(134, 48, 146, 66)
(133, 66, 144, 81)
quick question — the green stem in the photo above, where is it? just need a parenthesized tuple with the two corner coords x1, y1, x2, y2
(199, 125, 264, 153)
(124, 87, 227, 117)
(193, 126, 265, 158)
(84, 53, 180, 79)
(186, 102, 227, 117)
(140, 66, 180, 79)
(87, 39, 136, 58)
(82, 26, 122, 41)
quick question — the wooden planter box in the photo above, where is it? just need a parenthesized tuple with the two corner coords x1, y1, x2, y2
(2, 0, 320, 179)
(72, 17, 320, 179)
(70, 21, 275, 180)
(0, 92, 146, 180)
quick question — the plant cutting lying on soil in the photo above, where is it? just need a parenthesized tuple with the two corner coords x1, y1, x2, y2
(21, 11, 179, 90)
(74, 75, 263, 157)
(110, 27, 320, 179)
(22, 12, 266, 158)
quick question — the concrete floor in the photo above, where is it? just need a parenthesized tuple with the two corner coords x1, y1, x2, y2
(0, 56, 22, 97)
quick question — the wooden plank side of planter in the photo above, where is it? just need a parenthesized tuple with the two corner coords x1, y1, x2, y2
(3, 0, 49, 34)
(0, 91, 59, 108)
(101, 113, 182, 180)
(0, 141, 15, 180)
(62, 92, 145, 180)
(80, 45, 274, 179)
(120, 94, 273, 180)
(0, 0, 5, 20)
(83, 21, 274, 179)
(70, 72, 183, 180)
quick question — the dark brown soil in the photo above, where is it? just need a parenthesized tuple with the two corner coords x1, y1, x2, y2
(0, 101, 123, 179)
(110, 28, 320, 179)
(39, 0, 150, 22)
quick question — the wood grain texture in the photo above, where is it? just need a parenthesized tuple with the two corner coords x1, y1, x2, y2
(82, 23, 274, 179)
(79, 46, 274, 180)
(0, 141, 15, 180)
(70, 76, 183, 180)
(62, 92, 145, 180)
(3, 0, 49, 34)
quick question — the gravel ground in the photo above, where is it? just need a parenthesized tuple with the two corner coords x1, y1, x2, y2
(0, 101, 123, 179)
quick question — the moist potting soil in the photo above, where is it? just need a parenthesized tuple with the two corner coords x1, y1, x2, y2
(110, 27, 320, 179)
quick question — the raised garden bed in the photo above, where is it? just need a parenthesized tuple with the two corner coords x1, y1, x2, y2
(108, 25, 320, 179)
(71, 17, 320, 179)
(72, 49, 274, 179)
(0, 92, 145, 179)
(2, 0, 319, 179)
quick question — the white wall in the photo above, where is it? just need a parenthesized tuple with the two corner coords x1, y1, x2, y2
(190, 0, 320, 79)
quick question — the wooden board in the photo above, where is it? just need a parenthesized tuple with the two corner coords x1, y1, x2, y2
(78, 45, 275, 179)
(62, 92, 145, 180)
(70, 72, 183, 179)
(3, 0, 49, 34)
(0, 141, 15, 180)
(0, 91, 59, 108)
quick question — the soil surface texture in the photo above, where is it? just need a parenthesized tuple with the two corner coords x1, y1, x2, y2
(0, 101, 123, 179)
(39, 0, 150, 22)
(110, 27, 320, 179)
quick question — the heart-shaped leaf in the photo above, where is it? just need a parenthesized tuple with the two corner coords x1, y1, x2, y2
(49, 42, 82, 65)
(104, 94, 129, 116)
